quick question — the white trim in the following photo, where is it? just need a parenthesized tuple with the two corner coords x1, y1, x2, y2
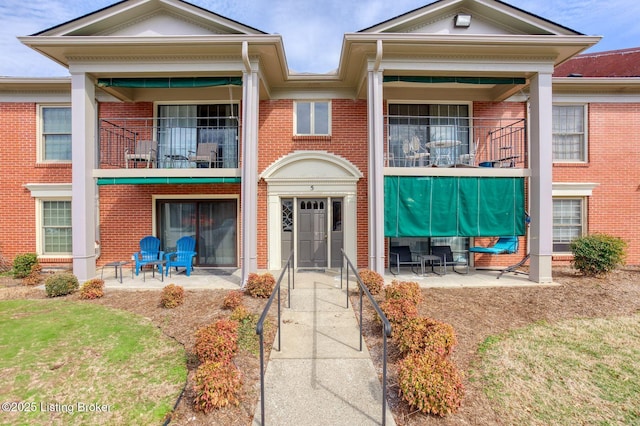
(24, 183, 73, 198)
(552, 182, 599, 197)
(34, 198, 73, 257)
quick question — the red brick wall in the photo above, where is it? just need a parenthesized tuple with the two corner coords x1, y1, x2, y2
(98, 184, 241, 265)
(257, 99, 369, 268)
(554, 103, 640, 264)
(0, 103, 72, 265)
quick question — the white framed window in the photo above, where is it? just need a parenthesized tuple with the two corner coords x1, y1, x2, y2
(552, 198, 586, 253)
(294, 101, 330, 135)
(40, 199, 73, 255)
(39, 105, 72, 162)
(552, 104, 587, 162)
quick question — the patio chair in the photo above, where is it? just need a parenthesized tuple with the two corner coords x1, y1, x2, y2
(188, 142, 218, 168)
(125, 140, 157, 168)
(389, 246, 421, 275)
(469, 236, 518, 254)
(133, 236, 164, 276)
(164, 236, 197, 277)
(430, 245, 469, 274)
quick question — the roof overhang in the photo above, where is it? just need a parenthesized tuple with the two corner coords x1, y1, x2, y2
(552, 77, 640, 94)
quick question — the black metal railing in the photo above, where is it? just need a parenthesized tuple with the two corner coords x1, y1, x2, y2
(384, 116, 527, 168)
(340, 249, 392, 426)
(98, 117, 240, 169)
(255, 251, 294, 426)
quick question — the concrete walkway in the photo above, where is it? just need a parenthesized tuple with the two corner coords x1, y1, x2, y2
(252, 271, 395, 426)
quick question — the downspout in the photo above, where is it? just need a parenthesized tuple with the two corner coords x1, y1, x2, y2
(242, 41, 251, 73)
(374, 39, 383, 72)
(369, 39, 385, 273)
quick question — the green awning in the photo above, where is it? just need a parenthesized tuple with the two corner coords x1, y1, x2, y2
(97, 177, 241, 185)
(383, 76, 526, 85)
(97, 77, 242, 88)
(384, 176, 526, 237)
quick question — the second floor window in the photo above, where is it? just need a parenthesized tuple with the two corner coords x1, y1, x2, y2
(553, 105, 586, 162)
(295, 101, 330, 135)
(41, 106, 71, 162)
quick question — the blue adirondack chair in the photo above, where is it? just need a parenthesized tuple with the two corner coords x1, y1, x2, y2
(133, 236, 164, 276)
(164, 236, 197, 276)
(469, 236, 519, 254)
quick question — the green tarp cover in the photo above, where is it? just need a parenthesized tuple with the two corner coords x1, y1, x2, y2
(97, 77, 242, 88)
(384, 176, 525, 237)
(383, 76, 526, 85)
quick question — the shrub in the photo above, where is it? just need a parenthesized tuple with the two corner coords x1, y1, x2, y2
(223, 290, 244, 310)
(358, 269, 384, 295)
(22, 264, 43, 286)
(160, 284, 184, 308)
(570, 234, 626, 277)
(396, 317, 458, 357)
(13, 253, 38, 279)
(79, 278, 105, 300)
(380, 298, 418, 328)
(398, 351, 464, 417)
(230, 305, 252, 323)
(194, 319, 239, 363)
(193, 361, 242, 412)
(244, 272, 276, 298)
(384, 280, 423, 305)
(44, 273, 79, 297)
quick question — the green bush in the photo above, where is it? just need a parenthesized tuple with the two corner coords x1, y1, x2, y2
(398, 351, 464, 417)
(358, 269, 384, 295)
(244, 272, 276, 298)
(193, 360, 242, 412)
(44, 273, 79, 297)
(79, 278, 105, 300)
(396, 317, 458, 357)
(160, 284, 184, 308)
(570, 234, 626, 277)
(194, 319, 239, 363)
(13, 253, 38, 279)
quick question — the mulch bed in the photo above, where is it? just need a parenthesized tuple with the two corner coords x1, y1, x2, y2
(2, 265, 639, 425)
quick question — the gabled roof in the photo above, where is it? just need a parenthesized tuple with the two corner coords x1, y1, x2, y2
(554, 47, 640, 78)
(360, 0, 583, 36)
(32, 0, 266, 37)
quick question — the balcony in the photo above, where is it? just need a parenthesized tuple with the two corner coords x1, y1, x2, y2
(99, 117, 240, 170)
(385, 116, 526, 169)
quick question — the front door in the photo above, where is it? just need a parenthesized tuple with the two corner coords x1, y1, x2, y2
(297, 199, 327, 268)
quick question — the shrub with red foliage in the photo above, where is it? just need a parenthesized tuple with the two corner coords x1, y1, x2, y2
(358, 269, 384, 295)
(244, 272, 276, 298)
(222, 290, 244, 310)
(194, 319, 239, 363)
(160, 284, 184, 308)
(395, 316, 458, 357)
(193, 360, 242, 412)
(79, 278, 105, 300)
(384, 280, 423, 305)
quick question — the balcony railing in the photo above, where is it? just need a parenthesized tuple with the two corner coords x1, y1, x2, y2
(385, 116, 527, 168)
(99, 117, 240, 169)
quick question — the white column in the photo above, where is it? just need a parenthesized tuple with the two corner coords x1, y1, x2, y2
(528, 72, 553, 282)
(71, 73, 97, 281)
(241, 67, 259, 285)
(367, 68, 385, 274)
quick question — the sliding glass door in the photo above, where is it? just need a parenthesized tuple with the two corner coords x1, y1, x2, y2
(157, 199, 237, 267)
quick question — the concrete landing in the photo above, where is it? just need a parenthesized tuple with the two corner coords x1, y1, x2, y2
(252, 272, 395, 426)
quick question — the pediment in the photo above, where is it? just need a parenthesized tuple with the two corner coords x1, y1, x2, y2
(33, 0, 264, 37)
(362, 0, 582, 37)
(261, 151, 363, 182)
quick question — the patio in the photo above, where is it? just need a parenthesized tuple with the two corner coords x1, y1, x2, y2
(99, 265, 555, 290)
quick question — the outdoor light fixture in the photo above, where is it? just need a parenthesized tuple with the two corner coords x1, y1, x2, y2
(454, 13, 472, 28)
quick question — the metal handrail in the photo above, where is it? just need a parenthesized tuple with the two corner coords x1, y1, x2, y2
(340, 249, 392, 426)
(255, 250, 294, 426)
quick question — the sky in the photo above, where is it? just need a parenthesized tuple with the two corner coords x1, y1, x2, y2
(1, 0, 640, 77)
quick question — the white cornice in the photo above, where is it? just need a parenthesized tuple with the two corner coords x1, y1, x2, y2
(552, 182, 599, 196)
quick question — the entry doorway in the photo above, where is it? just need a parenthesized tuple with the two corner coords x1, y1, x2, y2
(281, 197, 344, 269)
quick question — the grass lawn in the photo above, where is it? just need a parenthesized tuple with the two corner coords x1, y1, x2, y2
(0, 299, 186, 426)
(477, 314, 640, 425)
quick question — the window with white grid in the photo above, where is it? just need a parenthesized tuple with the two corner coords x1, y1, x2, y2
(40, 105, 72, 162)
(552, 105, 586, 162)
(553, 198, 585, 253)
(294, 101, 330, 136)
(42, 200, 72, 255)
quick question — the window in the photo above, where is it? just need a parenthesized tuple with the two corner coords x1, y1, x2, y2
(40, 105, 71, 161)
(553, 105, 586, 162)
(295, 101, 330, 135)
(553, 198, 585, 253)
(41, 200, 72, 255)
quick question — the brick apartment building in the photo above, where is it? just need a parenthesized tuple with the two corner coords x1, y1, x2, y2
(0, 0, 638, 285)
